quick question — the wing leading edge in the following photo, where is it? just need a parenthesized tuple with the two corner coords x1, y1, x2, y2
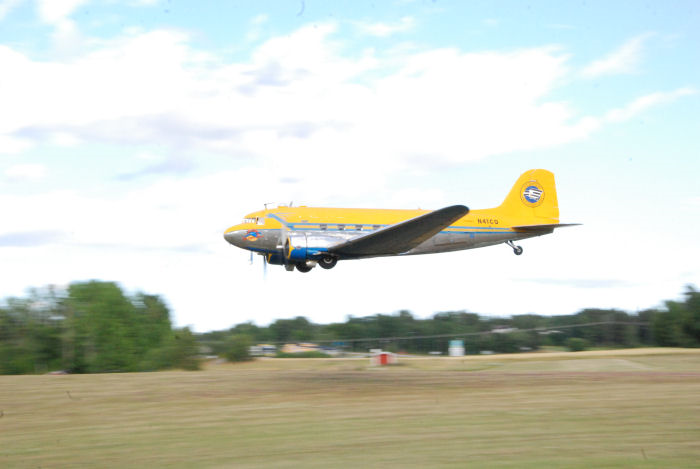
(329, 205, 469, 258)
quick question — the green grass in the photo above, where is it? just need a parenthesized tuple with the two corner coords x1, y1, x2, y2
(1, 348, 700, 468)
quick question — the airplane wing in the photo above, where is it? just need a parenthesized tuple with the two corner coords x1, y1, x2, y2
(328, 205, 469, 258)
(512, 223, 581, 233)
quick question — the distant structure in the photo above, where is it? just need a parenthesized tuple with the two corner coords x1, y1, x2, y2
(249, 344, 277, 357)
(370, 350, 397, 366)
(281, 343, 319, 354)
(448, 340, 465, 357)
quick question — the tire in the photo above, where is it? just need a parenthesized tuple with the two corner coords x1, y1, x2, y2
(318, 255, 338, 269)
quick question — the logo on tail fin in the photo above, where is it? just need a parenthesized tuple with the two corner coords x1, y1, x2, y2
(520, 181, 544, 207)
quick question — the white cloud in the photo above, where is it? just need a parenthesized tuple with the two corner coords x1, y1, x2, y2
(1, 23, 691, 195)
(251, 13, 268, 26)
(36, 0, 87, 24)
(0, 134, 32, 153)
(35, 0, 89, 55)
(604, 87, 696, 123)
(582, 33, 654, 78)
(246, 14, 269, 42)
(354, 16, 415, 37)
(4, 163, 47, 182)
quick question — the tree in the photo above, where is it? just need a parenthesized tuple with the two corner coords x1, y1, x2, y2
(224, 334, 253, 362)
(66, 281, 141, 372)
(566, 338, 589, 352)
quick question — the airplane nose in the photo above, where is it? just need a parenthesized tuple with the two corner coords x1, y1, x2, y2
(224, 230, 245, 247)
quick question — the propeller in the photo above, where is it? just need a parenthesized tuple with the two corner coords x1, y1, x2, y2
(268, 212, 292, 264)
(248, 252, 269, 280)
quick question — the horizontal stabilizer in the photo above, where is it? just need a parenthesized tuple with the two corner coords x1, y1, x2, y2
(330, 205, 469, 257)
(512, 223, 581, 233)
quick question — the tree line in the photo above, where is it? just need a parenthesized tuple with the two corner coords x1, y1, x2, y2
(0, 281, 199, 374)
(200, 286, 700, 358)
(2, 283, 699, 373)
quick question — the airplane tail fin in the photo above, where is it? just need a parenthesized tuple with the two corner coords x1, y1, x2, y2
(497, 169, 560, 223)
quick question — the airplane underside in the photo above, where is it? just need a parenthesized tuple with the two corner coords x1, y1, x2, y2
(234, 228, 550, 273)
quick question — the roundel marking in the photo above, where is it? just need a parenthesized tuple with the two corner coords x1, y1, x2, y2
(520, 181, 545, 207)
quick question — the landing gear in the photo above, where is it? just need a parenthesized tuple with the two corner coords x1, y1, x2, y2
(506, 240, 523, 256)
(296, 263, 313, 273)
(318, 255, 338, 270)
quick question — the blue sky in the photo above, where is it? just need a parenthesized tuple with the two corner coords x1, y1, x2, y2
(1, 0, 698, 331)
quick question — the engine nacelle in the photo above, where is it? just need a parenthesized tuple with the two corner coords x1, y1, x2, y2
(284, 232, 308, 262)
(282, 232, 343, 263)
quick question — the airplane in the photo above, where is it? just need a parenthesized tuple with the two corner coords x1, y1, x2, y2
(223, 169, 579, 273)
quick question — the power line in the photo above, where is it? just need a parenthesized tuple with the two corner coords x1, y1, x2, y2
(266, 321, 649, 345)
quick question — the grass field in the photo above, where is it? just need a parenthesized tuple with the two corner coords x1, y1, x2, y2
(2, 348, 700, 468)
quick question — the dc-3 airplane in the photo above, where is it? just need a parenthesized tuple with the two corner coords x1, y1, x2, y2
(224, 169, 578, 273)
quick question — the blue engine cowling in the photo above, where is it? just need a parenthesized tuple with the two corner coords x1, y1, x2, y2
(285, 233, 308, 262)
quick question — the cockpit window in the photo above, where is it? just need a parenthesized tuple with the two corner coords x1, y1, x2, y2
(256, 218, 264, 225)
(243, 217, 256, 224)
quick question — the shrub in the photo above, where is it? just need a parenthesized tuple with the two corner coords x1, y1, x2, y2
(566, 337, 589, 352)
(224, 334, 253, 362)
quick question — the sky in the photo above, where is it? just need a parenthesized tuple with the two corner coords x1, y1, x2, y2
(1, 0, 699, 332)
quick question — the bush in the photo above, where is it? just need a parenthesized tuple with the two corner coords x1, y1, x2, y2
(224, 334, 253, 362)
(566, 337, 589, 352)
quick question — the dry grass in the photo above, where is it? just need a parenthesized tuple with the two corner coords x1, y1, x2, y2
(1, 349, 700, 468)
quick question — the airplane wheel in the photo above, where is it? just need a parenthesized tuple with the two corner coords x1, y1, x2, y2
(514, 246, 523, 255)
(318, 255, 337, 269)
(296, 263, 313, 273)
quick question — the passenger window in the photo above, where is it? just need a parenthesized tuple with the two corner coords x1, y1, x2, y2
(372, 225, 380, 230)
(337, 224, 345, 231)
(355, 225, 363, 231)
(320, 224, 327, 230)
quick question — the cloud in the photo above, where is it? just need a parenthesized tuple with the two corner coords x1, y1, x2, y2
(582, 33, 654, 78)
(246, 14, 269, 42)
(116, 154, 196, 180)
(354, 16, 415, 37)
(604, 87, 696, 123)
(0, 230, 67, 247)
(35, 0, 89, 53)
(0, 134, 32, 153)
(4, 163, 48, 182)
(0, 22, 693, 196)
(36, 0, 86, 24)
